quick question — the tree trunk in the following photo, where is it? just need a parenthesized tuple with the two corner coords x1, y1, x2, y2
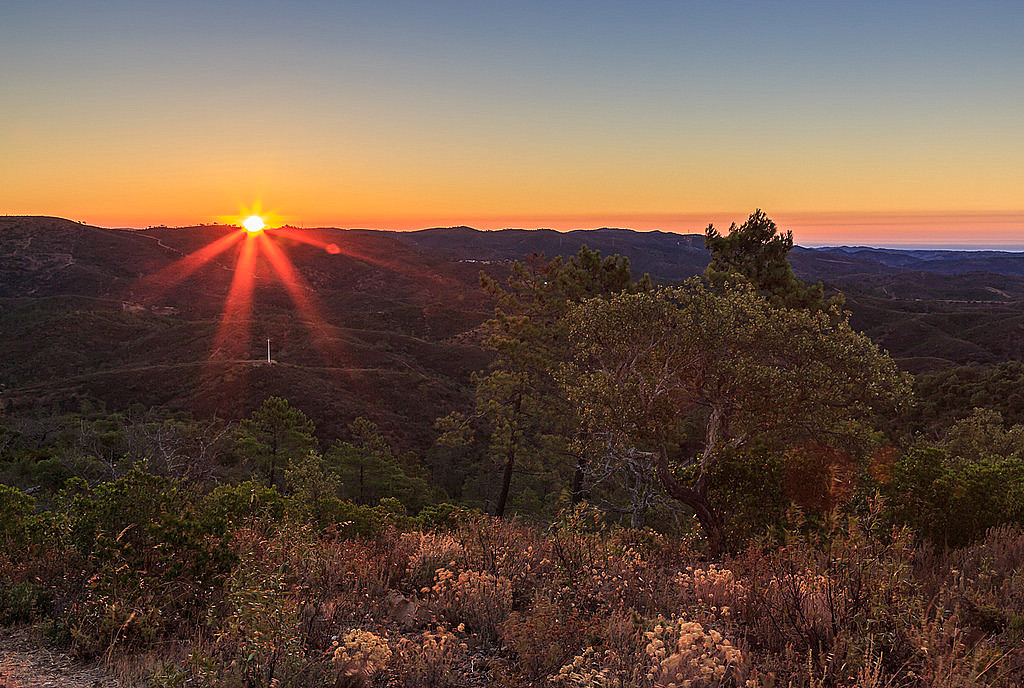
(655, 445, 726, 557)
(494, 394, 522, 518)
(570, 454, 587, 505)
(629, 468, 649, 529)
(629, 493, 645, 529)
(688, 491, 726, 557)
(269, 432, 281, 490)
(495, 440, 516, 518)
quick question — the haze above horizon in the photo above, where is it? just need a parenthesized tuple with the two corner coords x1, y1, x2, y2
(2, 1, 1022, 247)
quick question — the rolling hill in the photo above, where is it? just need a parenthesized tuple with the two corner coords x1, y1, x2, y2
(393, 226, 1024, 372)
(0, 217, 491, 447)
(3, 216, 1024, 448)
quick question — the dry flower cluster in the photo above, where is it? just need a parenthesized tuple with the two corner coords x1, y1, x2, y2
(332, 629, 392, 681)
(390, 624, 469, 688)
(674, 564, 746, 619)
(428, 567, 513, 641)
(641, 617, 754, 688)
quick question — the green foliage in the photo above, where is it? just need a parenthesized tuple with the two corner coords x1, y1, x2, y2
(329, 417, 434, 512)
(334, 497, 407, 537)
(217, 549, 309, 686)
(0, 484, 49, 623)
(202, 479, 287, 525)
(565, 279, 909, 553)
(0, 446, 71, 497)
(886, 409, 1024, 547)
(237, 396, 316, 490)
(0, 580, 47, 624)
(705, 209, 833, 310)
(416, 502, 475, 531)
(706, 443, 789, 543)
(0, 482, 38, 545)
(910, 361, 1024, 436)
(46, 469, 237, 655)
(284, 450, 334, 500)
(443, 246, 649, 517)
(0, 408, 235, 502)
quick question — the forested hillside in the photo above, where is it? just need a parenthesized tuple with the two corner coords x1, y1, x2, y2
(0, 216, 491, 447)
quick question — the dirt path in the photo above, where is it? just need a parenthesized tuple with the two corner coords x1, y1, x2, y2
(0, 628, 122, 688)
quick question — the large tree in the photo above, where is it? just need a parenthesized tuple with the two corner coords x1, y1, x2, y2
(329, 417, 433, 511)
(439, 247, 649, 517)
(565, 280, 908, 554)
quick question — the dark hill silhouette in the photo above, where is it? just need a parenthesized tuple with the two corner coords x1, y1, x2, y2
(0, 217, 491, 447)
(394, 226, 710, 282)
(393, 226, 1024, 372)
(4, 216, 1024, 443)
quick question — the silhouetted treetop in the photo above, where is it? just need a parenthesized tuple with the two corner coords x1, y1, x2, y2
(705, 209, 832, 310)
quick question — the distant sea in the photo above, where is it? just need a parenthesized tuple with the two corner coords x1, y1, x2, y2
(802, 244, 1024, 252)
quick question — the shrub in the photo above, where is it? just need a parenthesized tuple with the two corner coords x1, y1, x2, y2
(404, 531, 466, 592)
(675, 564, 746, 622)
(641, 617, 754, 688)
(201, 480, 285, 526)
(417, 502, 473, 531)
(0, 580, 46, 624)
(429, 567, 512, 643)
(502, 593, 601, 684)
(45, 470, 235, 656)
(389, 625, 468, 688)
(208, 526, 322, 687)
(735, 504, 921, 682)
(0, 483, 37, 546)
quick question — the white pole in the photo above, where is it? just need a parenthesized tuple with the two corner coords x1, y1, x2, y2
(267, 338, 271, 363)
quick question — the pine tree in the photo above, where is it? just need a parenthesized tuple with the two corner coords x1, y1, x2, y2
(439, 247, 649, 517)
(705, 209, 834, 310)
(238, 397, 316, 490)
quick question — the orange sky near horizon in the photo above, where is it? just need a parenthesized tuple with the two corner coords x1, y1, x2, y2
(10, 207, 1021, 249)
(3, 2, 1022, 248)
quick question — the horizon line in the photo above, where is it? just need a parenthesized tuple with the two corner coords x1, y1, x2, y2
(4, 213, 1024, 253)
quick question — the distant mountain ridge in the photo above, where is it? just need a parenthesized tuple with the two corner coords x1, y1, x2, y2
(0, 216, 492, 447)
(3, 215, 1024, 437)
(391, 226, 710, 283)
(388, 225, 1024, 373)
(391, 224, 1024, 281)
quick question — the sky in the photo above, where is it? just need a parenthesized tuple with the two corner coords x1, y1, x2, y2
(2, 1, 1022, 247)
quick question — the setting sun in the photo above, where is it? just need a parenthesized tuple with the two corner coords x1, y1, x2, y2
(243, 215, 265, 233)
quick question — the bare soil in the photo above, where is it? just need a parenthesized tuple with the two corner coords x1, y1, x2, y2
(0, 628, 122, 688)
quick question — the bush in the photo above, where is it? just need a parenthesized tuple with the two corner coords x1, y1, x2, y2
(429, 567, 512, 643)
(0, 580, 46, 624)
(45, 470, 236, 656)
(0, 483, 37, 546)
(502, 593, 601, 684)
(201, 480, 286, 526)
(416, 502, 473, 531)
(390, 626, 468, 688)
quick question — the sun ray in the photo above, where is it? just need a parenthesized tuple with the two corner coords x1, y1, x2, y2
(127, 214, 371, 397)
(135, 228, 244, 297)
(258, 233, 348, 367)
(272, 227, 461, 288)
(209, 232, 259, 361)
